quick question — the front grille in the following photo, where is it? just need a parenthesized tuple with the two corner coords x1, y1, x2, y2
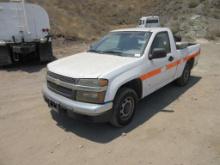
(47, 72, 77, 100)
(48, 71, 79, 84)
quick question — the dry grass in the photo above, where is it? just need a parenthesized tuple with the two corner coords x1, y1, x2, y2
(0, 0, 219, 41)
(206, 24, 220, 40)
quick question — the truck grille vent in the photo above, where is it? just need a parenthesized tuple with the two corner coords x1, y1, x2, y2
(47, 71, 79, 84)
(47, 71, 77, 100)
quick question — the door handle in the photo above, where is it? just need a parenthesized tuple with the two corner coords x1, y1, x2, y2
(168, 56, 174, 62)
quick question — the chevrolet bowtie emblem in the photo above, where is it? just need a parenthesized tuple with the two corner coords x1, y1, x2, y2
(54, 79, 61, 85)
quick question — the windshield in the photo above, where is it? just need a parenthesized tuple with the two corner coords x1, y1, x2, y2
(88, 31, 152, 57)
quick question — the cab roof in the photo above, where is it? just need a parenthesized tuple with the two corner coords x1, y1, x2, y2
(111, 27, 170, 33)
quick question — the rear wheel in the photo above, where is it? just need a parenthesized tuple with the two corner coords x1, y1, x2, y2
(0, 45, 12, 66)
(110, 88, 138, 127)
(175, 63, 191, 86)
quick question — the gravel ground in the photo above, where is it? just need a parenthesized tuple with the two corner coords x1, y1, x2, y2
(0, 41, 220, 165)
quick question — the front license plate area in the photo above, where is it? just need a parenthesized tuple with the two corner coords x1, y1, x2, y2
(49, 100, 60, 113)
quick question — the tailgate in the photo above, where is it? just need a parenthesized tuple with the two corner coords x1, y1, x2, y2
(186, 43, 201, 66)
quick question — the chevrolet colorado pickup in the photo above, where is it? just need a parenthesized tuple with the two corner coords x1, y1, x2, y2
(43, 27, 201, 127)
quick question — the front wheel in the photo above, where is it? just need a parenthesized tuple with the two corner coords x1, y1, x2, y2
(110, 88, 138, 127)
(175, 63, 191, 86)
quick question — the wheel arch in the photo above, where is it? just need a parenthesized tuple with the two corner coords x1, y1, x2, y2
(110, 78, 143, 102)
(187, 58, 195, 70)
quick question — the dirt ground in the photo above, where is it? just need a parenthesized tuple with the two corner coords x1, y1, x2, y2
(0, 40, 220, 165)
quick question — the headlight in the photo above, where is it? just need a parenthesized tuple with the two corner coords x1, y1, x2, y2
(76, 79, 108, 104)
(76, 91, 106, 104)
(78, 79, 108, 87)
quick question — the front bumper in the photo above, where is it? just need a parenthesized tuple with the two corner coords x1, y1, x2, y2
(42, 85, 113, 117)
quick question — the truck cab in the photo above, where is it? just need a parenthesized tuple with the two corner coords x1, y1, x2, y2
(43, 27, 200, 127)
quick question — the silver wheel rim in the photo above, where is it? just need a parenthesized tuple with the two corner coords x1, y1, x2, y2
(119, 97, 134, 121)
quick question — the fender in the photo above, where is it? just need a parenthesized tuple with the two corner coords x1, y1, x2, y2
(175, 47, 200, 79)
(104, 63, 143, 102)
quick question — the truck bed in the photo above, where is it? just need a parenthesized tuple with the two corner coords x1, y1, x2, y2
(176, 42, 201, 67)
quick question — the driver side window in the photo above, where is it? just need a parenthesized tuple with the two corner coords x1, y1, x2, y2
(151, 32, 171, 53)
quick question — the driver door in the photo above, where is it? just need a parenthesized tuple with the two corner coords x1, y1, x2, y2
(142, 31, 176, 96)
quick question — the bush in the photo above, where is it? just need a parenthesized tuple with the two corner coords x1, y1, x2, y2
(188, 1, 199, 8)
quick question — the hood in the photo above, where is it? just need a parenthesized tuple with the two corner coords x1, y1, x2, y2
(47, 52, 139, 78)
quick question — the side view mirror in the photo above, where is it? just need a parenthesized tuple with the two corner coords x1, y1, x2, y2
(149, 48, 167, 60)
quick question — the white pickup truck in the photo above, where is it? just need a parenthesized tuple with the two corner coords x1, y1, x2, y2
(43, 27, 200, 127)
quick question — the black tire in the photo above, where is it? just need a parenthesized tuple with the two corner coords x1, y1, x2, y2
(110, 88, 138, 127)
(175, 63, 191, 86)
(0, 45, 12, 66)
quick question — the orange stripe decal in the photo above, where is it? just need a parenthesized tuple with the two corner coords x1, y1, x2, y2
(140, 68, 162, 80)
(166, 60, 181, 70)
(140, 50, 200, 81)
(184, 50, 200, 62)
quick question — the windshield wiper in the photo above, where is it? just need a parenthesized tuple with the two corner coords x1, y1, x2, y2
(89, 49, 125, 56)
(101, 50, 124, 56)
(88, 49, 103, 54)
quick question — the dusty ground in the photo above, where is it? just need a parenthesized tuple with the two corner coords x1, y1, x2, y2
(0, 41, 220, 165)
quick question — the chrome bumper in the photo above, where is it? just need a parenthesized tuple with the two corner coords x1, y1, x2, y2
(42, 85, 113, 116)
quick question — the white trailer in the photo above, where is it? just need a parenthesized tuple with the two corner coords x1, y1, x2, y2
(0, 0, 54, 66)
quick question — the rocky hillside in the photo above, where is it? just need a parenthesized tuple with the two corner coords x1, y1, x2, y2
(1, 0, 220, 41)
(153, 0, 220, 40)
(26, 0, 159, 41)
